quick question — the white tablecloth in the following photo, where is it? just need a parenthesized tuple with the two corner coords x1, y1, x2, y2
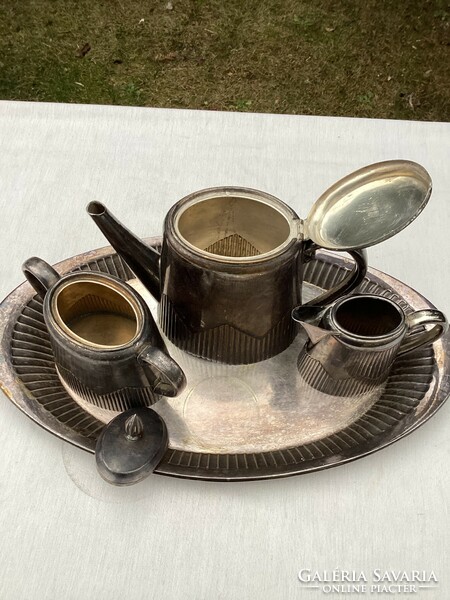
(0, 101, 449, 600)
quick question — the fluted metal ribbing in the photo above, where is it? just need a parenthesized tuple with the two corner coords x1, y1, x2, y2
(160, 294, 295, 364)
(58, 367, 156, 412)
(297, 351, 386, 396)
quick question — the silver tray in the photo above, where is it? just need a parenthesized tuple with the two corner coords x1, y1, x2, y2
(1, 238, 449, 481)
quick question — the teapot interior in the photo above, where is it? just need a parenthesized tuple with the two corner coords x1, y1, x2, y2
(176, 196, 291, 258)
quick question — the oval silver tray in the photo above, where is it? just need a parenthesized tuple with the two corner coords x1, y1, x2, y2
(1, 239, 449, 481)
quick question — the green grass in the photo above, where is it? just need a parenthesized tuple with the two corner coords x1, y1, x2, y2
(0, 0, 449, 120)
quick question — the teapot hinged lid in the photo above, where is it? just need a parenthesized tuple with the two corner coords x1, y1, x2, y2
(305, 160, 432, 251)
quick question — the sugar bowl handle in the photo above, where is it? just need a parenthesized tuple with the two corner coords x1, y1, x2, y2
(22, 257, 61, 299)
(398, 309, 448, 356)
(138, 345, 186, 397)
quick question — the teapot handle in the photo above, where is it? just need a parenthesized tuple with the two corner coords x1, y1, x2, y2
(22, 257, 61, 299)
(302, 246, 367, 307)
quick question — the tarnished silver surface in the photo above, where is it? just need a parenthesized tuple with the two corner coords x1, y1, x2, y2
(95, 407, 168, 486)
(88, 195, 366, 364)
(0, 238, 448, 481)
(20, 256, 186, 410)
(293, 295, 448, 396)
(305, 160, 432, 251)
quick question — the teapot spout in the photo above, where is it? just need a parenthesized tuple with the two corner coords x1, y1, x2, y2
(87, 202, 162, 302)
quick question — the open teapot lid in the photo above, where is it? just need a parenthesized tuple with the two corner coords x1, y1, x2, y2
(305, 160, 432, 251)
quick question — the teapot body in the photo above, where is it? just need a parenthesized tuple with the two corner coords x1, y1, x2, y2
(159, 187, 303, 364)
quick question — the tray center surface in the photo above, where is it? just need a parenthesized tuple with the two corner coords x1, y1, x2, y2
(140, 281, 382, 454)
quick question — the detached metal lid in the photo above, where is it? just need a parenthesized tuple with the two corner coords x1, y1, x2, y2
(305, 160, 432, 251)
(96, 407, 168, 486)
